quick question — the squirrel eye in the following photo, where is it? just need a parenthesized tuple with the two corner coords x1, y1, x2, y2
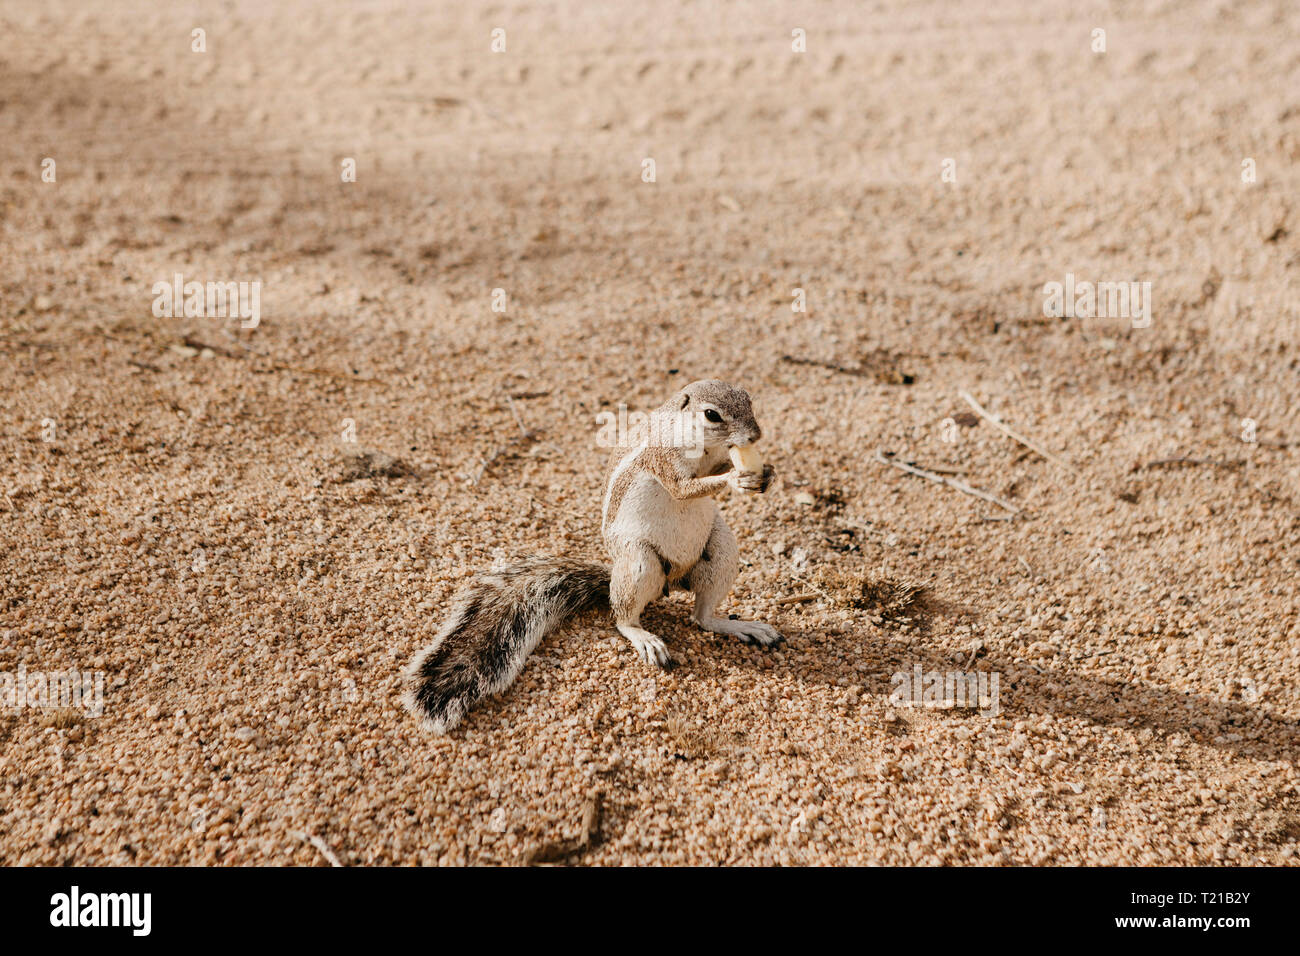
(704, 409, 723, 423)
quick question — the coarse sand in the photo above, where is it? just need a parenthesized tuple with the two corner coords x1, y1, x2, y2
(1, 0, 1298, 865)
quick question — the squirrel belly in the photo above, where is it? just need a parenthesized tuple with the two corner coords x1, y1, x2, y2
(603, 467, 717, 583)
(402, 557, 609, 734)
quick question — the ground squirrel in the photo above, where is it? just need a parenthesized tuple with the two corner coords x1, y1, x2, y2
(404, 379, 780, 733)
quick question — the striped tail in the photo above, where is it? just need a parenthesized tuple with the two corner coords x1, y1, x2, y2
(403, 557, 610, 733)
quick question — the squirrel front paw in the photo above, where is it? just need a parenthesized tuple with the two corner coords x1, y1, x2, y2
(730, 463, 775, 494)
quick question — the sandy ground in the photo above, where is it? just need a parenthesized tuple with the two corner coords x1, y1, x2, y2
(1, 0, 1298, 865)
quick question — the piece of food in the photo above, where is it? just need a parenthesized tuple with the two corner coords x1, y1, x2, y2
(729, 445, 764, 474)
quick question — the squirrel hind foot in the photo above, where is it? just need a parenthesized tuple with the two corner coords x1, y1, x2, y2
(695, 615, 783, 647)
(616, 623, 674, 668)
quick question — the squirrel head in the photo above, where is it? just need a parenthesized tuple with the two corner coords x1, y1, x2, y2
(670, 379, 762, 449)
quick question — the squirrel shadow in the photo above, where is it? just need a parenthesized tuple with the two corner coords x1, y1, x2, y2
(648, 597, 1299, 766)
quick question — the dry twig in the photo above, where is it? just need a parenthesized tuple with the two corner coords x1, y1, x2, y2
(958, 390, 1073, 470)
(874, 450, 1021, 515)
(1135, 457, 1243, 471)
(776, 592, 819, 605)
(290, 830, 344, 867)
(522, 792, 603, 864)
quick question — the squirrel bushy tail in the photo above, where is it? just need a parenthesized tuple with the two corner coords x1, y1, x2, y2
(403, 557, 610, 733)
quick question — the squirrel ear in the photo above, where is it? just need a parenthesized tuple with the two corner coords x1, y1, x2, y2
(680, 394, 690, 409)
